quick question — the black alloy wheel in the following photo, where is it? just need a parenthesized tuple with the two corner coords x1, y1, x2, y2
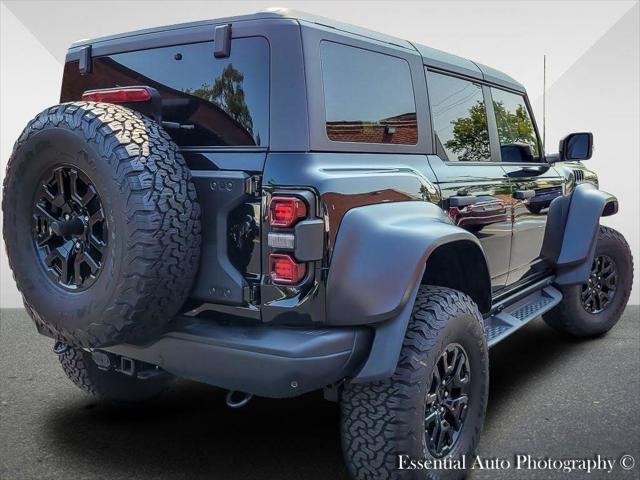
(424, 342, 471, 458)
(581, 254, 618, 314)
(32, 165, 107, 291)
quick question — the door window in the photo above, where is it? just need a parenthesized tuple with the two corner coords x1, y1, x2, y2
(491, 88, 541, 162)
(427, 70, 491, 162)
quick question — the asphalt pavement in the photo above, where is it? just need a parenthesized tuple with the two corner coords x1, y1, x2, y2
(1, 306, 639, 480)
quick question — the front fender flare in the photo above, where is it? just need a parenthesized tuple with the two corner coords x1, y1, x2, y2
(542, 183, 618, 285)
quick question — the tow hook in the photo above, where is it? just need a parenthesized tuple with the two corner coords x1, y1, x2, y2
(52, 341, 69, 355)
(225, 390, 253, 409)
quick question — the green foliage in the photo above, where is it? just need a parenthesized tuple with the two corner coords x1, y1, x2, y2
(493, 101, 538, 154)
(444, 100, 539, 161)
(444, 101, 491, 161)
(185, 64, 253, 134)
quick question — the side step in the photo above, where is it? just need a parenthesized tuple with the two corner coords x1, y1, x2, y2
(485, 285, 562, 347)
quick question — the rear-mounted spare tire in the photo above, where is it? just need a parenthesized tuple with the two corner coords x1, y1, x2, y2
(2, 102, 201, 348)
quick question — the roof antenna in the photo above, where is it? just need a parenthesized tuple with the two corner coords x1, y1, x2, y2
(542, 54, 546, 154)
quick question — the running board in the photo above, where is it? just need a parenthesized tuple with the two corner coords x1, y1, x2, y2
(485, 285, 562, 347)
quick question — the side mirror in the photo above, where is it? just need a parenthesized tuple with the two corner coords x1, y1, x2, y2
(559, 132, 593, 161)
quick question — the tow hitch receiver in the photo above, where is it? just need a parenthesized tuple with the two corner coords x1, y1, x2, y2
(88, 350, 168, 380)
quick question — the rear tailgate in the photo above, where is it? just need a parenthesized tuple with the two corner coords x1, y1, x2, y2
(61, 31, 270, 314)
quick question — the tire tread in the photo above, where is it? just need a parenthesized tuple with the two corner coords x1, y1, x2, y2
(2, 102, 201, 347)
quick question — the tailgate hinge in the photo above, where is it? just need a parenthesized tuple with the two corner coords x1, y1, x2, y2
(214, 24, 232, 58)
(244, 175, 261, 198)
(243, 284, 260, 305)
(79, 45, 92, 75)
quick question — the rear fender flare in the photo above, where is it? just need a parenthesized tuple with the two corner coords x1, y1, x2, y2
(325, 201, 491, 382)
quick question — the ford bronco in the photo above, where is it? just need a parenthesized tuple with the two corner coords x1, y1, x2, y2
(2, 9, 633, 480)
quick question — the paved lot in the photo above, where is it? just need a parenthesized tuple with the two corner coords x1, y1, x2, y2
(1, 306, 638, 480)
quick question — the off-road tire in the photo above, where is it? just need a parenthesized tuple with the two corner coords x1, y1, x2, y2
(543, 226, 633, 337)
(2, 102, 201, 347)
(59, 347, 172, 403)
(341, 286, 489, 480)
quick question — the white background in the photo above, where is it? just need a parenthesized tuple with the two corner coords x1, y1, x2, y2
(1, 1, 638, 307)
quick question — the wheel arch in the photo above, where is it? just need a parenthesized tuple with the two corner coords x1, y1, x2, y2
(324, 201, 491, 383)
(421, 239, 491, 314)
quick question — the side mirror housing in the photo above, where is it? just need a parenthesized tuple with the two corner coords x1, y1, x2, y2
(559, 132, 593, 161)
(500, 143, 534, 163)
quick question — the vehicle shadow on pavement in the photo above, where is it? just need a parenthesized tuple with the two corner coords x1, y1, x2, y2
(485, 318, 586, 423)
(41, 317, 622, 480)
(43, 383, 350, 480)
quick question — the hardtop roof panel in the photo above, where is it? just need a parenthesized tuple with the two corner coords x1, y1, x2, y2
(68, 8, 525, 94)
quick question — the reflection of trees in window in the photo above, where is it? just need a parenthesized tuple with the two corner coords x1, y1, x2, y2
(493, 101, 538, 154)
(184, 64, 253, 135)
(444, 101, 490, 162)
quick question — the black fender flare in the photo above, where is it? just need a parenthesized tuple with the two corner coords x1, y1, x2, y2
(541, 182, 618, 285)
(325, 201, 491, 382)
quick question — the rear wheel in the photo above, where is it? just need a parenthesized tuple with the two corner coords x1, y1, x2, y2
(59, 347, 172, 403)
(341, 286, 488, 480)
(543, 226, 633, 337)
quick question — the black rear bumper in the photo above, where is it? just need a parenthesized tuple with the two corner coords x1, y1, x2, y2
(102, 317, 373, 398)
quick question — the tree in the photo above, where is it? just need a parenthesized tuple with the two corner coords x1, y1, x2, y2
(186, 64, 253, 134)
(444, 101, 490, 161)
(493, 101, 538, 154)
(444, 100, 539, 161)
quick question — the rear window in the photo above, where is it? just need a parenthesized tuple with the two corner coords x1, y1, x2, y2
(61, 37, 269, 147)
(320, 41, 417, 145)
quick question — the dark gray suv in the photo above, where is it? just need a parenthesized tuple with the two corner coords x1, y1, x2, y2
(2, 9, 633, 479)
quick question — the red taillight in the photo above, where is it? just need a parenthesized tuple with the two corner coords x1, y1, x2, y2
(269, 196, 307, 228)
(270, 253, 306, 285)
(82, 87, 152, 103)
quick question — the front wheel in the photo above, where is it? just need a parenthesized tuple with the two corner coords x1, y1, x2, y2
(543, 226, 633, 337)
(341, 286, 488, 480)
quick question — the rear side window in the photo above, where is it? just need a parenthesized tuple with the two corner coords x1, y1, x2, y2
(62, 37, 269, 147)
(491, 88, 541, 161)
(427, 70, 490, 162)
(320, 42, 417, 145)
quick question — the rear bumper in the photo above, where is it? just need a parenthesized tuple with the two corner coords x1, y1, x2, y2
(102, 317, 373, 398)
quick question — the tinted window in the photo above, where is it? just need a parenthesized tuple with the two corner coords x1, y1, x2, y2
(491, 88, 540, 161)
(320, 42, 417, 144)
(427, 71, 490, 162)
(63, 38, 269, 147)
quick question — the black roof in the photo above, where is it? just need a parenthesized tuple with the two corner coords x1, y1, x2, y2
(70, 8, 526, 93)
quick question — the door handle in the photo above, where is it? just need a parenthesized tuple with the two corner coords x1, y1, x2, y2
(513, 190, 536, 200)
(449, 195, 478, 207)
